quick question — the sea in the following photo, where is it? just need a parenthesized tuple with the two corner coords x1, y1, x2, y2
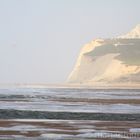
(0, 87, 140, 140)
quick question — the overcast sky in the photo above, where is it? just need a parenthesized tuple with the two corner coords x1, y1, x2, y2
(0, 0, 140, 84)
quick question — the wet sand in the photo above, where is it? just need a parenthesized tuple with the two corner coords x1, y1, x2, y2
(0, 109, 140, 121)
(0, 119, 140, 139)
(0, 88, 140, 139)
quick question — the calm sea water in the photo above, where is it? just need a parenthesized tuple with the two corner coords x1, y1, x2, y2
(0, 87, 140, 139)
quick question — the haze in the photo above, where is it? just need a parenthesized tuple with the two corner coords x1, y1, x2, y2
(0, 0, 140, 84)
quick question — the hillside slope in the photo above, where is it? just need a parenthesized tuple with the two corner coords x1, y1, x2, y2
(68, 25, 140, 86)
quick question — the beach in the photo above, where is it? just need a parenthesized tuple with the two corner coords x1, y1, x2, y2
(0, 87, 139, 139)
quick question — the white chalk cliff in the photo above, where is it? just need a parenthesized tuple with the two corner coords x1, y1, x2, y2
(118, 24, 140, 38)
(68, 24, 140, 86)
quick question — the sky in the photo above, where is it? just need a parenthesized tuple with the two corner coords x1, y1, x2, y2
(0, 0, 140, 84)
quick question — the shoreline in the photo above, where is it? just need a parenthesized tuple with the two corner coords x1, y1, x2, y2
(0, 83, 140, 89)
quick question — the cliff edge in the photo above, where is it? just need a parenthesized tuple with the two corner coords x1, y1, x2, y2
(67, 24, 140, 86)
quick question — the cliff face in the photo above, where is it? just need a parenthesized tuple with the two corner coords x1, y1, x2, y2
(68, 25, 140, 86)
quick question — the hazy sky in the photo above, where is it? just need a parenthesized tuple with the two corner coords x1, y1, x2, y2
(0, 0, 140, 84)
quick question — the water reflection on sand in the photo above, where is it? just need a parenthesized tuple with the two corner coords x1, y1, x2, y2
(0, 119, 140, 139)
(0, 88, 140, 139)
(0, 88, 140, 113)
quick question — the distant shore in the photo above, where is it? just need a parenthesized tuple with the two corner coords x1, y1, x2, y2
(0, 83, 140, 89)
